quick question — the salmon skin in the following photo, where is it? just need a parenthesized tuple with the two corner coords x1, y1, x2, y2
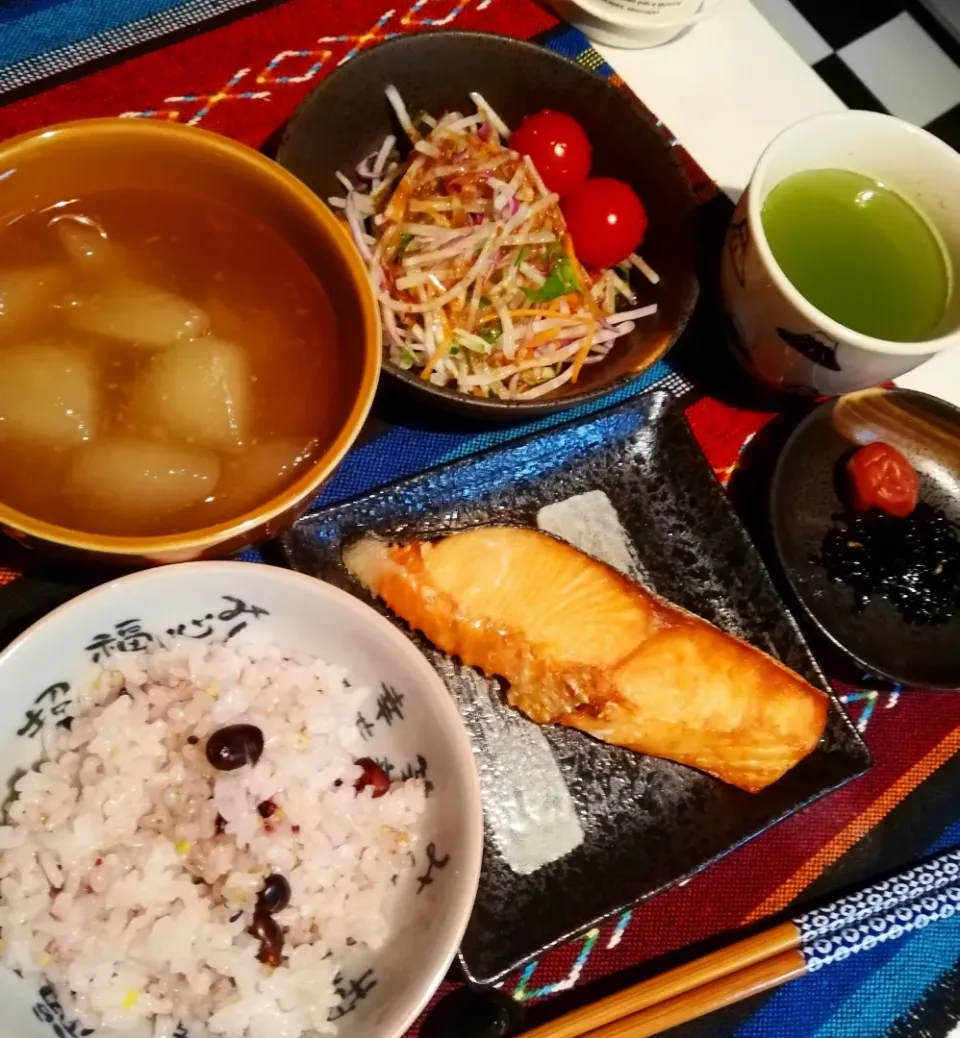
(344, 526, 828, 792)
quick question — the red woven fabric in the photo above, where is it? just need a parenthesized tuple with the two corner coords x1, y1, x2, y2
(0, 2, 554, 143)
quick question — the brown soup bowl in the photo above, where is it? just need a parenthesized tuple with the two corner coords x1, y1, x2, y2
(0, 118, 380, 564)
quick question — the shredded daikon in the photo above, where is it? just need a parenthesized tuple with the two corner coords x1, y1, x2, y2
(385, 84, 417, 141)
(629, 252, 661, 285)
(468, 92, 512, 140)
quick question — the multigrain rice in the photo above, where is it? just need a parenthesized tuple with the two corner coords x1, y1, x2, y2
(0, 639, 427, 1038)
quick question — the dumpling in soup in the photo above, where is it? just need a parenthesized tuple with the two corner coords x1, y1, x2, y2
(66, 439, 220, 531)
(138, 336, 251, 452)
(68, 278, 210, 346)
(0, 343, 98, 446)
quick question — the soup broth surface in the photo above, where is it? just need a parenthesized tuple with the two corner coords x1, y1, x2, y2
(0, 188, 340, 536)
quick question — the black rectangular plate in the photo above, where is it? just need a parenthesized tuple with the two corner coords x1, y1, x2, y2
(280, 390, 872, 985)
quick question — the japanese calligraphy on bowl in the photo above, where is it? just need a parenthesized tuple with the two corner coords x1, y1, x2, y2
(0, 562, 482, 1038)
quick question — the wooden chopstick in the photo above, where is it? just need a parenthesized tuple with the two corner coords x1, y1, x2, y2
(515, 921, 801, 1038)
(576, 950, 807, 1038)
(515, 847, 960, 1038)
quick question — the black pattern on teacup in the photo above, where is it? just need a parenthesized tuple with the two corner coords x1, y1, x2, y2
(777, 328, 842, 372)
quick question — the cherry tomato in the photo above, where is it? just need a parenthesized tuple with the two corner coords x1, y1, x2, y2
(846, 442, 919, 518)
(509, 110, 592, 198)
(561, 177, 648, 269)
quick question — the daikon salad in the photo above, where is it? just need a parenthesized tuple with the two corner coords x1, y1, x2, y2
(329, 87, 659, 401)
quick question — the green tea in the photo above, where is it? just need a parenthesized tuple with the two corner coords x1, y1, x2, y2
(761, 168, 949, 342)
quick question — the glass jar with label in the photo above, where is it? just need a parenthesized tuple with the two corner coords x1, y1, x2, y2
(550, 0, 728, 48)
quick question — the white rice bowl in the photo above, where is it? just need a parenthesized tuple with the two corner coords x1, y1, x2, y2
(0, 563, 482, 1038)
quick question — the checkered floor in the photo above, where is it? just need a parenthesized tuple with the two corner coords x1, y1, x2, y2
(751, 0, 960, 151)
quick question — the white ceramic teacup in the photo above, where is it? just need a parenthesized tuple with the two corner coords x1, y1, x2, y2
(721, 111, 960, 396)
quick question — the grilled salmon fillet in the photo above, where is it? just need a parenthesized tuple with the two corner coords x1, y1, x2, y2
(344, 527, 828, 792)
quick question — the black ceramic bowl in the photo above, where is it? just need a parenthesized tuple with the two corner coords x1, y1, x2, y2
(770, 388, 960, 689)
(276, 31, 699, 419)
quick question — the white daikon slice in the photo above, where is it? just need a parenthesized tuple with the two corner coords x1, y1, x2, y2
(69, 279, 210, 347)
(66, 439, 220, 525)
(140, 336, 250, 451)
(0, 267, 67, 337)
(0, 343, 98, 447)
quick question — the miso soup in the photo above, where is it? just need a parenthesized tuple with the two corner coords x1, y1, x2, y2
(0, 188, 343, 536)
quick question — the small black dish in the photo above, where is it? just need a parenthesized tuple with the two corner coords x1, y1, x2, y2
(276, 30, 698, 420)
(771, 388, 960, 689)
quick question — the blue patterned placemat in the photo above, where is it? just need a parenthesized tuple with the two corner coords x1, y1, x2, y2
(0, 0, 273, 95)
(236, 363, 691, 563)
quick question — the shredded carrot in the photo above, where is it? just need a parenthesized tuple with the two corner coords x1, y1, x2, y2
(527, 326, 570, 350)
(420, 339, 452, 380)
(385, 185, 412, 224)
(384, 158, 425, 223)
(479, 308, 592, 325)
(421, 311, 454, 380)
(569, 322, 597, 384)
